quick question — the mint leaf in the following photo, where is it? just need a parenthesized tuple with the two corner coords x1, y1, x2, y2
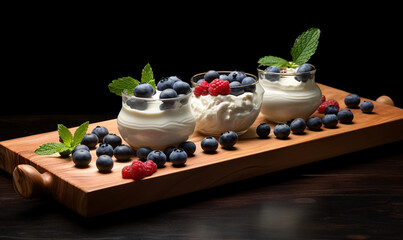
(72, 121, 89, 147)
(35, 142, 69, 155)
(141, 63, 156, 89)
(58, 124, 72, 147)
(108, 76, 140, 96)
(291, 28, 320, 65)
(258, 56, 289, 67)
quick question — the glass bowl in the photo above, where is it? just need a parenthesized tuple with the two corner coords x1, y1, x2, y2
(190, 71, 264, 136)
(117, 90, 196, 150)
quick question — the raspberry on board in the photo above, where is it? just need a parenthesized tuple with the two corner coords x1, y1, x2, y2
(318, 99, 340, 113)
(129, 160, 146, 180)
(122, 165, 133, 179)
(144, 160, 157, 176)
(208, 79, 230, 96)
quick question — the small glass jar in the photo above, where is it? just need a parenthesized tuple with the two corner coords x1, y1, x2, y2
(190, 71, 264, 136)
(117, 90, 196, 150)
(258, 66, 322, 123)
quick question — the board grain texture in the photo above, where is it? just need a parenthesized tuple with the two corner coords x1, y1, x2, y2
(1, 84, 403, 217)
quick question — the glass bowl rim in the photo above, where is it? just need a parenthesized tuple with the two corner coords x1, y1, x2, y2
(257, 65, 316, 76)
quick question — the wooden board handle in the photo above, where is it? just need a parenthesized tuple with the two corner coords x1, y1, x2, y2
(12, 164, 52, 198)
(376, 95, 394, 106)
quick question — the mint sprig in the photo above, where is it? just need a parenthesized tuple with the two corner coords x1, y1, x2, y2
(35, 121, 89, 156)
(108, 63, 156, 96)
(258, 28, 321, 68)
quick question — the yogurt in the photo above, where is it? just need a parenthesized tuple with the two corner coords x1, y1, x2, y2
(258, 67, 322, 123)
(190, 82, 264, 136)
(117, 91, 196, 150)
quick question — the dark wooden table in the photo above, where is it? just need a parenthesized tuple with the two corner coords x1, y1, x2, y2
(1, 115, 402, 240)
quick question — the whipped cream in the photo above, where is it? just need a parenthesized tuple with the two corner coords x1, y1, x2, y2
(259, 69, 322, 123)
(190, 87, 263, 136)
(117, 92, 196, 150)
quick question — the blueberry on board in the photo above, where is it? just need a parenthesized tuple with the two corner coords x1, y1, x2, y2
(134, 83, 155, 98)
(157, 78, 175, 91)
(241, 77, 256, 92)
(103, 134, 122, 149)
(219, 131, 238, 149)
(126, 98, 148, 110)
(273, 123, 291, 139)
(91, 126, 109, 142)
(322, 114, 339, 128)
(147, 150, 167, 168)
(173, 81, 191, 95)
(136, 147, 152, 161)
(256, 123, 271, 138)
(72, 149, 92, 168)
(219, 74, 230, 81)
(306, 117, 322, 131)
(290, 118, 306, 135)
(360, 101, 374, 113)
(169, 148, 188, 167)
(81, 133, 99, 149)
(227, 71, 246, 82)
(163, 146, 176, 161)
(229, 81, 244, 96)
(324, 105, 339, 115)
(204, 70, 220, 83)
(96, 155, 114, 173)
(178, 141, 196, 156)
(113, 144, 134, 162)
(72, 144, 90, 154)
(337, 109, 354, 124)
(344, 94, 361, 108)
(96, 143, 114, 157)
(201, 136, 218, 153)
(265, 66, 281, 81)
(295, 63, 315, 82)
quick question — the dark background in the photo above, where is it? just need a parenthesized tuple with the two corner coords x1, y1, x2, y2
(2, 5, 401, 117)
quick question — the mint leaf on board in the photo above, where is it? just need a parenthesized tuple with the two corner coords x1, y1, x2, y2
(108, 76, 140, 96)
(258, 56, 290, 67)
(35, 142, 69, 155)
(290, 28, 320, 65)
(141, 63, 156, 89)
(72, 121, 89, 147)
(58, 124, 72, 147)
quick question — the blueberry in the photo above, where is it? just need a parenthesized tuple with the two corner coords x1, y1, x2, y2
(290, 118, 306, 134)
(136, 147, 152, 161)
(91, 126, 109, 142)
(265, 66, 281, 81)
(196, 79, 205, 84)
(219, 74, 230, 81)
(134, 82, 155, 98)
(360, 101, 374, 113)
(229, 81, 244, 96)
(72, 149, 92, 168)
(96, 143, 114, 157)
(219, 131, 238, 149)
(169, 148, 188, 167)
(96, 155, 114, 173)
(344, 94, 361, 108)
(178, 141, 196, 156)
(227, 71, 246, 82)
(201, 136, 218, 153)
(103, 134, 122, 149)
(324, 105, 339, 115)
(72, 144, 90, 154)
(113, 144, 134, 161)
(241, 76, 256, 92)
(337, 109, 354, 124)
(256, 123, 271, 138)
(306, 117, 322, 131)
(295, 63, 314, 82)
(167, 76, 182, 83)
(126, 98, 148, 110)
(322, 114, 339, 128)
(157, 78, 175, 91)
(147, 150, 167, 168)
(81, 133, 99, 149)
(173, 81, 191, 95)
(204, 70, 220, 83)
(273, 123, 291, 139)
(163, 146, 176, 161)
(160, 88, 178, 99)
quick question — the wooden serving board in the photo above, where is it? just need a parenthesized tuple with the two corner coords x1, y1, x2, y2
(1, 84, 403, 217)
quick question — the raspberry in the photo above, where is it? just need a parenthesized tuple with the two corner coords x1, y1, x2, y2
(321, 95, 326, 104)
(121, 165, 132, 179)
(194, 80, 209, 97)
(318, 99, 340, 113)
(130, 160, 146, 180)
(144, 160, 157, 176)
(208, 79, 230, 96)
